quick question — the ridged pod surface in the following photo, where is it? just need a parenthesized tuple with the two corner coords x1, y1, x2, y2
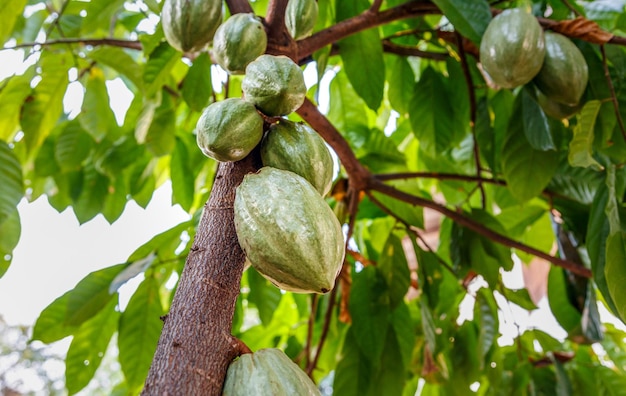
(222, 349, 321, 396)
(213, 13, 267, 75)
(242, 55, 306, 116)
(534, 32, 588, 106)
(285, 0, 319, 40)
(161, 0, 222, 52)
(195, 98, 264, 162)
(261, 120, 333, 196)
(234, 167, 344, 293)
(479, 8, 545, 89)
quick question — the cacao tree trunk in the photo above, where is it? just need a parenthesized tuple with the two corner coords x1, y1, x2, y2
(142, 158, 256, 395)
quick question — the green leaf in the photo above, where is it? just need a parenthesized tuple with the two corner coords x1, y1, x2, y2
(501, 109, 559, 202)
(420, 299, 437, 353)
(127, 220, 191, 262)
(143, 42, 181, 97)
(182, 53, 213, 112)
(547, 267, 582, 333)
(102, 175, 128, 224)
(73, 165, 109, 224)
(474, 288, 497, 367)
(336, 0, 384, 110)
(569, 100, 603, 170)
(334, 327, 372, 396)
(0, 208, 20, 278)
(82, 0, 125, 35)
(605, 232, 626, 322)
(0, 73, 32, 141)
(170, 138, 195, 212)
(88, 47, 143, 90)
(118, 276, 163, 391)
(20, 52, 70, 153)
(66, 263, 127, 326)
(515, 88, 555, 151)
(390, 303, 415, 370)
(501, 287, 537, 310)
(551, 354, 573, 396)
(0, 141, 23, 224)
(368, 329, 406, 396)
(109, 253, 155, 294)
(79, 67, 120, 141)
(65, 295, 120, 395)
(431, 0, 491, 45)
(0, 0, 27, 44)
(247, 268, 283, 326)
(387, 56, 415, 116)
(327, 71, 370, 132)
(370, 191, 423, 229)
(349, 266, 390, 364)
(378, 234, 411, 309)
(32, 292, 79, 343)
(54, 121, 94, 171)
(137, 93, 176, 156)
(410, 67, 457, 153)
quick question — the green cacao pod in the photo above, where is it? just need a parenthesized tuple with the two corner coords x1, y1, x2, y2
(196, 98, 264, 162)
(161, 0, 222, 52)
(285, 0, 318, 40)
(479, 8, 545, 89)
(234, 167, 345, 293)
(536, 90, 581, 120)
(222, 349, 320, 396)
(533, 32, 588, 106)
(242, 55, 307, 116)
(261, 120, 333, 196)
(213, 13, 268, 75)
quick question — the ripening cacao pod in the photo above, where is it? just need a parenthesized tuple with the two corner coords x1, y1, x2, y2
(479, 8, 545, 89)
(222, 349, 321, 396)
(242, 55, 307, 116)
(285, 0, 319, 40)
(533, 32, 588, 106)
(213, 13, 268, 75)
(195, 98, 264, 162)
(234, 167, 345, 293)
(536, 90, 581, 120)
(261, 120, 333, 196)
(161, 0, 222, 52)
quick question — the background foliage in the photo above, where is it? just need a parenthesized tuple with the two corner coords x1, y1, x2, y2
(3, 0, 626, 394)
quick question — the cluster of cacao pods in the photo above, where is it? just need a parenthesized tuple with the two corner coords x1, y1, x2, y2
(161, 0, 343, 295)
(479, 8, 589, 119)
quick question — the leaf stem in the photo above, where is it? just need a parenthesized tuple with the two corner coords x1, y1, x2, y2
(600, 45, 626, 142)
(306, 286, 338, 376)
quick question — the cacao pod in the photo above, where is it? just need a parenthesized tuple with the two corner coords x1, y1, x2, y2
(195, 98, 264, 162)
(479, 8, 545, 89)
(261, 120, 333, 196)
(234, 167, 345, 293)
(537, 90, 581, 120)
(242, 55, 307, 116)
(285, 0, 319, 40)
(533, 32, 588, 106)
(222, 349, 320, 396)
(161, 0, 222, 52)
(213, 13, 268, 75)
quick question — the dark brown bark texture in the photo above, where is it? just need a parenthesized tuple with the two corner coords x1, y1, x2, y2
(142, 158, 256, 395)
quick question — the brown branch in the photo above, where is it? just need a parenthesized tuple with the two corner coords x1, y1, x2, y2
(369, 179, 592, 278)
(224, 0, 254, 14)
(265, 0, 289, 33)
(600, 45, 626, 142)
(346, 249, 376, 266)
(369, 0, 384, 13)
(303, 294, 318, 369)
(297, 1, 439, 61)
(2, 38, 142, 51)
(382, 40, 449, 61)
(306, 285, 338, 376)
(375, 172, 506, 185)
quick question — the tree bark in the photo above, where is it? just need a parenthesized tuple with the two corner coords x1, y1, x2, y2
(142, 158, 257, 395)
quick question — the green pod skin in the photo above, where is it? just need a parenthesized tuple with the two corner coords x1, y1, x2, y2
(536, 89, 581, 120)
(533, 32, 588, 106)
(479, 8, 546, 89)
(222, 349, 321, 396)
(161, 0, 222, 52)
(213, 13, 268, 75)
(195, 98, 264, 162)
(234, 167, 345, 294)
(285, 0, 319, 40)
(261, 120, 333, 196)
(242, 55, 307, 116)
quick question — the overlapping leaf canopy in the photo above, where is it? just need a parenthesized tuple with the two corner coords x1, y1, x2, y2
(2, 0, 626, 394)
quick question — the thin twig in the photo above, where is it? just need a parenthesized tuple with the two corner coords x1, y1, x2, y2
(306, 286, 338, 376)
(369, 0, 384, 13)
(224, 0, 254, 14)
(375, 171, 506, 185)
(2, 38, 142, 51)
(455, 32, 485, 209)
(304, 294, 318, 370)
(382, 40, 449, 61)
(600, 45, 626, 142)
(560, 0, 583, 17)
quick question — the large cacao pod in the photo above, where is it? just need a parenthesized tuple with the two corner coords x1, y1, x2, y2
(479, 8, 545, 89)
(222, 349, 320, 396)
(161, 0, 222, 52)
(261, 120, 333, 196)
(285, 0, 319, 40)
(533, 31, 588, 106)
(196, 98, 264, 162)
(242, 55, 307, 116)
(234, 167, 345, 293)
(213, 13, 268, 75)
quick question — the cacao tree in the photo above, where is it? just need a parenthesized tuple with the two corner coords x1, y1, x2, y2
(3, 0, 626, 394)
